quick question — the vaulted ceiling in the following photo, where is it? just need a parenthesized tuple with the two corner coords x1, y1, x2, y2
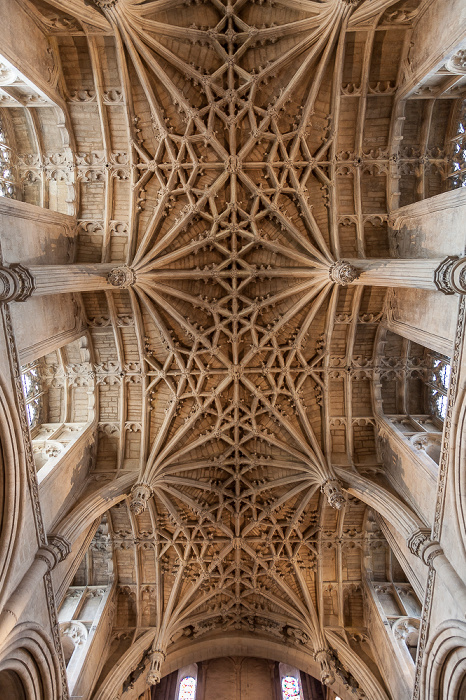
(8, 0, 453, 693)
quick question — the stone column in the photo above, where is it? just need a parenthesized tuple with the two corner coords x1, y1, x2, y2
(0, 535, 70, 647)
(328, 257, 466, 294)
(0, 263, 136, 302)
(408, 535, 466, 616)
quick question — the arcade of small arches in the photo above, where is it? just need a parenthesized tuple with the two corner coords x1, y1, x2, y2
(0, 0, 465, 699)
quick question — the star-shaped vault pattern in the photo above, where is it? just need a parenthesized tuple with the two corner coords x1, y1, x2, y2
(78, 0, 391, 687)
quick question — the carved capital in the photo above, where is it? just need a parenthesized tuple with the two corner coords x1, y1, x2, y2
(407, 528, 431, 558)
(328, 260, 359, 286)
(0, 264, 35, 302)
(107, 265, 136, 289)
(321, 478, 346, 509)
(420, 540, 443, 567)
(48, 535, 72, 563)
(130, 483, 152, 515)
(434, 256, 466, 295)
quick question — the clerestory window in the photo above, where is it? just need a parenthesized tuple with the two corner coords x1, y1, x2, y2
(0, 113, 15, 198)
(21, 360, 44, 429)
(427, 353, 451, 421)
(449, 98, 466, 189)
(281, 676, 301, 699)
(177, 676, 196, 700)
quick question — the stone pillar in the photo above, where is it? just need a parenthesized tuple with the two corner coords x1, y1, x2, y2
(0, 263, 136, 302)
(328, 257, 466, 294)
(408, 535, 466, 616)
(0, 535, 70, 647)
(420, 541, 466, 616)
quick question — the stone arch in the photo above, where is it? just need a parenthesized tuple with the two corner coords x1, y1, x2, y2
(334, 467, 426, 543)
(0, 382, 24, 607)
(452, 385, 466, 561)
(0, 669, 26, 699)
(421, 620, 466, 700)
(52, 471, 136, 545)
(0, 623, 63, 700)
(93, 633, 389, 700)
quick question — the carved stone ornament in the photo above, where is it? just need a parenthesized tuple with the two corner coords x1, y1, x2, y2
(0, 264, 35, 303)
(392, 617, 420, 645)
(434, 256, 466, 295)
(59, 620, 88, 647)
(107, 265, 136, 289)
(407, 529, 431, 558)
(130, 482, 152, 515)
(313, 649, 335, 686)
(321, 478, 346, 509)
(48, 535, 72, 563)
(90, 0, 119, 8)
(446, 49, 466, 74)
(328, 260, 359, 286)
(147, 649, 166, 686)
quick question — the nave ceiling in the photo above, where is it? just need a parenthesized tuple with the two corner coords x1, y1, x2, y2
(5, 0, 464, 693)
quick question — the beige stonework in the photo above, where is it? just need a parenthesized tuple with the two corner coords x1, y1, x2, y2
(0, 1, 465, 699)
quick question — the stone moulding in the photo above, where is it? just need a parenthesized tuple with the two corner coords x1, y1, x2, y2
(1, 298, 70, 698)
(107, 265, 136, 289)
(413, 294, 466, 700)
(328, 260, 359, 286)
(0, 263, 35, 302)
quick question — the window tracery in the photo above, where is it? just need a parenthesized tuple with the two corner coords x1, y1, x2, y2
(426, 353, 451, 421)
(449, 99, 466, 189)
(0, 113, 15, 199)
(21, 360, 44, 429)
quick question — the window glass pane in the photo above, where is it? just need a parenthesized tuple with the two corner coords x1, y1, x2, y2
(0, 115, 15, 199)
(449, 99, 466, 189)
(178, 676, 196, 700)
(426, 353, 450, 421)
(281, 676, 300, 699)
(21, 362, 43, 428)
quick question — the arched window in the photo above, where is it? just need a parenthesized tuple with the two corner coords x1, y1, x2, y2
(0, 112, 15, 199)
(427, 353, 451, 420)
(175, 665, 198, 700)
(449, 98, 466, 189)
(282, 676, 301, 699)
(178, 676, 196, 700)
(279, 664, 303, 700)
(21, 360, 44, 429)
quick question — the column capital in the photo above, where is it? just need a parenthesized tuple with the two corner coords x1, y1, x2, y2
(407, 528, 431, 557)
(434, 256, 466, 295)
(107, 265, 136, 289)
(0, 263, 35, 302)
(328, 260, 359, 286)
(35, 535, 71, 571)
